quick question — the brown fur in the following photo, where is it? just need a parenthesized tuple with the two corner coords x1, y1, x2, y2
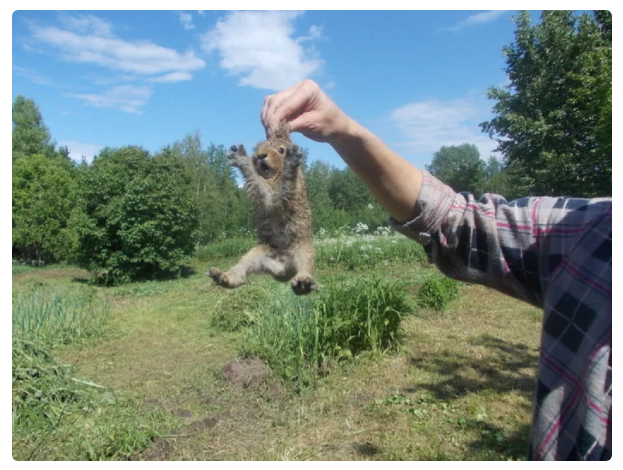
(207, 122, 318, 295)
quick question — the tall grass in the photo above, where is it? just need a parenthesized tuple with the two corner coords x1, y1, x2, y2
(12, 337, 95, 432)
(10, 285, 155, 461)
(12, 336, 166, 460)
(315, 236, 428, 270)
(195, 233, 429, 272)
(195, 237, 256, 261)
(242, 277, 415, 387)
(13, 285, 110, 346)
(416, 275, 461, 311)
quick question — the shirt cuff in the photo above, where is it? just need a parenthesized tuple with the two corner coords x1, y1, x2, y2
(389, 171, 457, 245)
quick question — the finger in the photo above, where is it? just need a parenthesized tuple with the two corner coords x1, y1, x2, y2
(265, 80, 315, 134)
(260, 94, 274, 132)
(261, 85, 297, 136)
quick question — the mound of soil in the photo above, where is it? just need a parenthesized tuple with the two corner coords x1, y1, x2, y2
(222, 356, 267, 389)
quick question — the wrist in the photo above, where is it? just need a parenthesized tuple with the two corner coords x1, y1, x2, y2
(327, 116, 364, 150)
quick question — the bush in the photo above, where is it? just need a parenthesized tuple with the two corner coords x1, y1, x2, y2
(242, 277, 414, 387)
(416, 275, 460, 311)
(75, 146, 199, 285)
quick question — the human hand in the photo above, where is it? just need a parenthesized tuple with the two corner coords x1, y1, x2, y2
(260, 79, 351, 143)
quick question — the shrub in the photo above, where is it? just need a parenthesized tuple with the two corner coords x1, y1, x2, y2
(75, 146, 199, 285)
(242, 277, 414, 387)
(417, 275, 461, 311)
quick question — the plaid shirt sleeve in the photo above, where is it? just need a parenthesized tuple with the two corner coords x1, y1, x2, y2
(390, 171, 612, 461)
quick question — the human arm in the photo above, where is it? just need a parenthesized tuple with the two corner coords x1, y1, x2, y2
(261, 79, 422, 223)
(260, 79, 611, 304)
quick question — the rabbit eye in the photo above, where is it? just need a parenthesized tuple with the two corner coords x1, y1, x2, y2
(278, 147, 285, 154)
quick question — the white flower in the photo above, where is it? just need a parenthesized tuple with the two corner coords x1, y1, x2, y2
(367, 203, 374, 210)
(352, 222, 369, 235)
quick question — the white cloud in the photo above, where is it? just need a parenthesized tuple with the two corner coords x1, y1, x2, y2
(30, 23, 205, 75)
(149, 71, 193, 83)
(58, 13, 114, 37)
(58, 140, 104, 164)
(179, 12, 195, 31)
(201, 11, 324, 91)
(442, 10, 507, 32)
(26, 13, 206, 113)
(12, 65, 51, 85)
(390, 96, 498, 162)
(66, 85, 153, 114)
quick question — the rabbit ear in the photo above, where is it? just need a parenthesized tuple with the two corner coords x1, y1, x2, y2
(271, 120, 291, 142)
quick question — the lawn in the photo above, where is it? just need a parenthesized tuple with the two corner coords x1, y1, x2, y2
(12, 237, 542, 461)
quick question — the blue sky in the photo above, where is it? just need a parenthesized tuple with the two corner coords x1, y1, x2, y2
(13, 10, 547, 170)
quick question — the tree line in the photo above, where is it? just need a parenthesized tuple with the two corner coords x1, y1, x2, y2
(12, 10, 611, 283)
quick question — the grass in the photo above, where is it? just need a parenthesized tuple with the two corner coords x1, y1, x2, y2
(416, 275, 461, 311)
(12, 234, 542, 460)
(13, 284, 110, 346)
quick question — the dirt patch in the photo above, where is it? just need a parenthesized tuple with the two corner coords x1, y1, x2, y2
(188, 416, 219, 432)
(132, 436, 176, 461)
(262, 379, 287, 401)
(172, 409, 193, 418)
(222, 356, 267, 389)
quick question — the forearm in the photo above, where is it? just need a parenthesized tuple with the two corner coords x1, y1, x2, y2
(329, 118, 423, 223)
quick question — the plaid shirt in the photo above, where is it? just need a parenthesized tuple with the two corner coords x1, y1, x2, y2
(391, 171, 612, 461)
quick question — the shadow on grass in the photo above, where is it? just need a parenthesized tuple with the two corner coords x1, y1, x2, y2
(452, 418, 531, 460)
(408, 334, 539, 401)
(407, 334, 537, 460)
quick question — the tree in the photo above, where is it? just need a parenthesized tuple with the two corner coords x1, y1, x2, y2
(305, 160, 349, 232)
(480, 10, 612, 197)
(12, 154, 80, 264)
(12, 95, 55, 162)
(170, 132, 252, 243)
(480, 156, 514, 199)
(425, 143, 486, 195)
(76, 146, 199, 284)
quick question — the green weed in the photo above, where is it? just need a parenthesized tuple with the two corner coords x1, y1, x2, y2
(210, 283, 275, 332)
(242, 277, 414, 387)
(416, 275, 460, 311)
